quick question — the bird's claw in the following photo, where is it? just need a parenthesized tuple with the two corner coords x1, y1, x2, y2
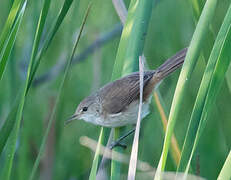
(109, 141, 127, 149)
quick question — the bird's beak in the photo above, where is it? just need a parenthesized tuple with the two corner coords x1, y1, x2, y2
(65, 113, 80, 125)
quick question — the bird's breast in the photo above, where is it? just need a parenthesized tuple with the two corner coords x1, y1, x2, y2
(96, 99, 151, 127)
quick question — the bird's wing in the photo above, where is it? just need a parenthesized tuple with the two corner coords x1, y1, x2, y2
(99, 71, 154, 114)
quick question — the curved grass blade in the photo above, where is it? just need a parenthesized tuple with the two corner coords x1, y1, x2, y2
(29, 3, 92, 179)
(177, 3, 231, 173)
(28, 0, 75, 91)
(180, 5, 231, 176)
(0, 0, 23, 53)
(154, 0, 218, 179)
(0, 2, 27, 154)
(0, 0, 52, 178)
(0, 0, 74, 157)
(190, 0, 231, 95)
(0, 97, 19, 155)
(179, 0, 231, 172)
(217, 151, 231, 180)
(0, 1, 39, 179)
(0, 0, 25, 80)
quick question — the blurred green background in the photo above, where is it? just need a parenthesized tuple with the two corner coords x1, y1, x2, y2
(0, 0, 231, 179)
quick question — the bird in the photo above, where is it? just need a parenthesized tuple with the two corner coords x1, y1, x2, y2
(66, 48, 187, 129)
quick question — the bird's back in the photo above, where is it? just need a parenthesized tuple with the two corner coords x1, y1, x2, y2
(97, 71, 155, 115)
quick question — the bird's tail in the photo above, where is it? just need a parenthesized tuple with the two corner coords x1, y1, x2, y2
(155, 48, 187, 80)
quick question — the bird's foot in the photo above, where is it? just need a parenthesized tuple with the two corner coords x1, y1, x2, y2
(109, 128, 136, 149)
(109, 141, 127, 149)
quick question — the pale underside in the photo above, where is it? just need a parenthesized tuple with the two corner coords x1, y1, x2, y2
(81, 98, 151, 127)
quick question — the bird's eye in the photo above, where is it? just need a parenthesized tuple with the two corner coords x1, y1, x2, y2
(82, 107, 88, 112)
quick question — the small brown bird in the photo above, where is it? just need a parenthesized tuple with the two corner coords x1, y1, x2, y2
(66, 48, 187, 127)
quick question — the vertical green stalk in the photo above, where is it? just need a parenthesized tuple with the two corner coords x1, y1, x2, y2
(111, 0, 154, 79)
(89, 126, 110, 179)
(110, 0, 154, 179)
(154, 0, 217, 179)
(178, 3, 231, 173)
(89, 127, 105, 179)
(110, 128, 124, 180)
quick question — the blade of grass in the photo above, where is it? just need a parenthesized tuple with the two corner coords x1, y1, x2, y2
(89, 127, 105, 179)
(179, 0, 231, 173)
(127, 56, 144, 180)
(46, 0, 79, 151)
(0, 1, 27, 154)
(0, 0, 23, 53)
(154, 0, 218, 179)
(0, 0, 50, 158)
(190, 0, 231, 94)
(181, 5, 231, 176)
(153, 91, 181, 166)
(177, 3, 231, 173)
(89, 127, 110, 180)
(0, 97, 19, 154)
(0, 0, 74, 156)
(190, 0, 231, 116)
(111, 0, 154, 79)
(217, 151, 231, 180)
(111, 0, 154, 179)
(0, 2, 25, 80)
(32, 23, 122, 87)
(29, 3, 92, 179)
(0, 0, 53, 178)
(28, 0, 75, 90)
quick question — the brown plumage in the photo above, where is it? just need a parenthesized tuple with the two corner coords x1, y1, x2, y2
(99, 47, 187, 115)
(66, 48, 187, 127)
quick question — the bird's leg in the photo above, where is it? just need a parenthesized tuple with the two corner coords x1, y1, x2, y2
(109, 128, 135, 149)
